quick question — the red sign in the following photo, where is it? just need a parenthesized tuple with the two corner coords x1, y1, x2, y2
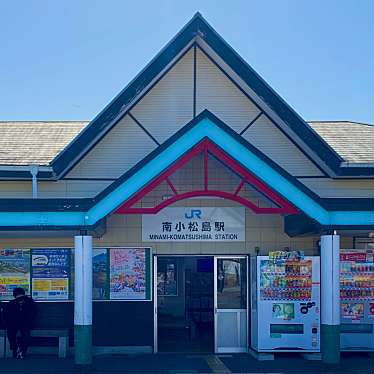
(340, 252, 367, 262)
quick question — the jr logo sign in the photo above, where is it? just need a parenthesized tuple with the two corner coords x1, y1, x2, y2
(184, 209, 202, 219)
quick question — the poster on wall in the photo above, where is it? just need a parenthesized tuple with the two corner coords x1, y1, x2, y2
(31, 248, 70, 300)
(142, 207, 245, 242)
(69, 249, 75, 300)
(93, 248, 108, 300)
(109, 248, 151, 300)
(0, 249, 30, 300)
(62, 248, 109, 300)
(157, 259, 177, 296)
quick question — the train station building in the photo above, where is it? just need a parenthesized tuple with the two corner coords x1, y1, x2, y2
(1, 13, 374, 368)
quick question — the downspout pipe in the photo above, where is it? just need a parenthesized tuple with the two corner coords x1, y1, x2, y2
(30, 164, 39, 198)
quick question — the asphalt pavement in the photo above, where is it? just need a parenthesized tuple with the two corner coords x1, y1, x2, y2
(1, 352, 374, 374)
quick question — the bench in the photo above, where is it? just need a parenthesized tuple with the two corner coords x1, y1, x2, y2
(0, 329, 69, 358)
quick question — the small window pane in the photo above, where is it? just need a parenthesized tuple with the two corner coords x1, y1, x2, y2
(217, 259, 246, 309)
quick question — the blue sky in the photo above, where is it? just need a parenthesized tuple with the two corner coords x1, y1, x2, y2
(0, 0, 373, 123)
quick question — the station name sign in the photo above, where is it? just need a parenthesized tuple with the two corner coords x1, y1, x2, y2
(142, 207, 245, 242)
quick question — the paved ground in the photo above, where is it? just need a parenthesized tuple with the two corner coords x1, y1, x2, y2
(1, 353, 374, 374)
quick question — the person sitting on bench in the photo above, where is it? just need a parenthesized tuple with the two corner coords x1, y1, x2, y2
(4, 287, 37, 359)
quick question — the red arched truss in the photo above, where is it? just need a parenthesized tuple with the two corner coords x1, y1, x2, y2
(115, 138, 298, 215)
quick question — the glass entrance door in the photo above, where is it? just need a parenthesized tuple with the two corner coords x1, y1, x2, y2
(214, 257, 248, 353)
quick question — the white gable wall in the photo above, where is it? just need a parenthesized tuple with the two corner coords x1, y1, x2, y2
(242, 115, 324, 176)
(195, 38, 332, 176)
(195, 47, 261, 133)
(130, 47, 194, 143)
(1, 41, 368, 199)
(62, 43, 325, 186)
(195, 45, 324, 177)
(66, 115, 157, 179)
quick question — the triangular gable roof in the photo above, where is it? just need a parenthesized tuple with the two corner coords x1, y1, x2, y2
(47, 13, 373, 178)
(0, 111, 374, 230)
(113, 137, 298, 215)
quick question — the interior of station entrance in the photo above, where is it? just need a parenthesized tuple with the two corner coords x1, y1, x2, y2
(157, 256, 214, 353)
(157, 255, 247, 353)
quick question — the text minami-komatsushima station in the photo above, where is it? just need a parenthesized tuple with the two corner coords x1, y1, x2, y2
(1, 12, 374, 369)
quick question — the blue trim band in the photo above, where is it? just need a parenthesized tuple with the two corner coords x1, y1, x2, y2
(0, 211, 85, 226)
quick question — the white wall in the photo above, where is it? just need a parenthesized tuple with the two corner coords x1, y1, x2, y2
(67, 115, 157, 179)
(196, 47, 261, 133)
(131, 48, 194, 143)
(243, 115, 323, 176)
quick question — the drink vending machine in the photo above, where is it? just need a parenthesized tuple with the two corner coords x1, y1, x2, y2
(251, 255, 320, 352)
(340, 249, 374, 350)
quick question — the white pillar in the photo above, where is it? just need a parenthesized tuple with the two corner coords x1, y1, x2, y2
(74, 235, 93, 368)
(320, 234, 340, 364)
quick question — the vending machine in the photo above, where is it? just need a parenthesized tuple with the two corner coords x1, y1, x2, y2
(340, 249, 374, 351)
(251, 255, 320, 352)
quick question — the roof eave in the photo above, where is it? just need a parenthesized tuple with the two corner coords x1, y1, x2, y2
(0, 165, 55, 179)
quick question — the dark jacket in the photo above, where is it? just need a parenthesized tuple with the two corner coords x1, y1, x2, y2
(4, 295, 37, 329)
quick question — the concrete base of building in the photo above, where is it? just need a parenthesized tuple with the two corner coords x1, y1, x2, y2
(93, 346, 153, 355)
(321, 324, 340, 364)
(300, 352, 322, 361)
(248, 349, 274, 361)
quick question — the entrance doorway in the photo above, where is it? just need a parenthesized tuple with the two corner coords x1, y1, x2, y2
(215, 257, 248, 353)
(154, 255, 248, 353)
(156, 256, 214, 353)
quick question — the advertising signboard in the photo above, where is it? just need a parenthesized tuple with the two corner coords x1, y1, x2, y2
(0, 249, 30, 300)
(109, 248, 151, 300)
(142, 207, 245, 242)
(31, 248, 70, 300)
(93, 248, 108, 300)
